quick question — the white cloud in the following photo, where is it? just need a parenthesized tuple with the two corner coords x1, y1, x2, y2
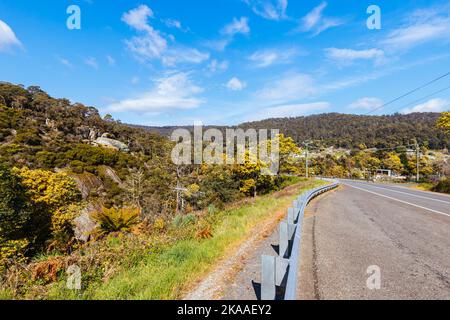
(164, 19, 181, 29)
(85, 57, 99, 69)
(221, 17, 250, 36)
(162, 47, 209, 67)
(254, 102, 330, 120)
(243, 0, 288, 21)
(226, 77, 247, 91)
(57, 57, 73, 68)
(206, 17, 250, 52)
(400, 98, 450, 114)
(347, 97, 383, 110)
(255, 73, 317, 103)
(122, 5, 154, 32)
(0, 20, 21, 52)
(131, 76, 140, 85)
(382, 7, 450, 51)
(207, 59, 229, 73)
(108, 72, 204, 113)
(296, 2, 342, 36)
(325, 48, 385, 65)
(122, 5, 208, 66)
(106, 55, 116, 65)
(248, 47, 302, 68)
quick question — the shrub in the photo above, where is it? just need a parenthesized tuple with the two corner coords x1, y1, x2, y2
(433, 178, 450, 194)
(153, 218, 165, 231)
(92, 207, 140, 234)
(172, 213, 197, 228)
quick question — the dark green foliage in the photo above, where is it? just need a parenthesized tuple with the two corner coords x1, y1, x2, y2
(0, 165, 31, 242)
(142, 113, 449, 150)
(240, 113, 448, 149)
(432, 179, 450, 194)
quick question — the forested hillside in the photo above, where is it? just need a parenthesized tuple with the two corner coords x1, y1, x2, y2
(0, 82, 301, 286)
(140, 113, 449, 150)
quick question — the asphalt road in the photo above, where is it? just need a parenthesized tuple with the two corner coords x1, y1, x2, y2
(297, 180, 450, 300)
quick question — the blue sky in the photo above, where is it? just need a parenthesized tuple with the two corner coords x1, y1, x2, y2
(0, 0, 449, 126)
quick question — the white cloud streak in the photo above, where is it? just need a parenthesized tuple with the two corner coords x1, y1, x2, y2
(221, 17, 250, 36)
(108, 72, 204, 113)
(0, 20, 22, 52)
(325, 48, 385, 65)
(296, 2, 343, 36)
(400, 98, 449, 114)
(248, 47, 302, 68)
(255, 72, 317, 103)
(226, 77, 247, 91)
(382, 6, 450, 51)
(243, 0, 288, 21)
(122, 5, 208, 66)
(85, 57, 99, 69)
(255, 102, 330, 120)
(347, 97, 383, 111)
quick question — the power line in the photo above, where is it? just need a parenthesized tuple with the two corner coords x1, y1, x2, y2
(387, 85, 450, 114)
(364, 71, 450, 115)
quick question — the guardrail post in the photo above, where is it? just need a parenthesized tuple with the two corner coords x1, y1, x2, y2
(275, 257, 289, 286)
(279, 221, 288, 258)
(287, 208, 295, 225)
(288, 223, 296, 239)
(261, 255, 276, 300)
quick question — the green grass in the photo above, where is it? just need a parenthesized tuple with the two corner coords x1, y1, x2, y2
(412, 182, 434, 191)
(46, 179, 325, 300)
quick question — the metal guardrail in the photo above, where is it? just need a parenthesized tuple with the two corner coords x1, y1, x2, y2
(261, 180, 339, 300)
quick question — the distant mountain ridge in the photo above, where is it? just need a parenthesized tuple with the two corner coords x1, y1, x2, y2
(134, 112, 449, 149)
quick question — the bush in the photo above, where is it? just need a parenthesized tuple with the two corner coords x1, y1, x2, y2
(172, 213, 197, 228)
(432, 178, 450, 194)
(92, 207, 140, 234)
(0, 165, 32, 267)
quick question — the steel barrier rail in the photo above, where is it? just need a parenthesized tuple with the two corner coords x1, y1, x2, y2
(261, 180, 339, 300)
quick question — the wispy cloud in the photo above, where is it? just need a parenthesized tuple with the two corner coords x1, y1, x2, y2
(162, 47, 209, 67)
(255, 72, 317, 103)
(243, 0, 288, 21)
(221, 17, 250, 36)
(106, 55, 116, 65)
(295, 2, 343, 36)
(248, 47, 303, 68)
(207, 59, 229, 73)
(252, 101, 329, 120)
(85, 57, 99, 69)
(162, 18, 188, 32)
(122, 5, 209, 66)
(131, 76, 140, 85)
(226, 77, 246, 91)
(325, 48, 385, 65)
(347, 97, 383, 111)
(400, 98, 450, 114)
(206, 17, 250, 51)
(382, 6, 450, 51)
(108, 72, 204, 114)
(0, 19, 22, 52)
(57, 56, 73, 69)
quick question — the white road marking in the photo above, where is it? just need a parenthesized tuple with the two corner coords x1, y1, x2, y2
(358, 184, 450, 205)
(343, 183, 450, 218)
(385, 184, 450, 198)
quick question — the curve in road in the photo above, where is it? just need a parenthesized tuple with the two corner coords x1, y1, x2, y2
(297, 181, 450, 300)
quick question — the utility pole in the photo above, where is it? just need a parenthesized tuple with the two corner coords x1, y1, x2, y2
(415, 140, 420, 183)
(303, 140, 312, 178)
